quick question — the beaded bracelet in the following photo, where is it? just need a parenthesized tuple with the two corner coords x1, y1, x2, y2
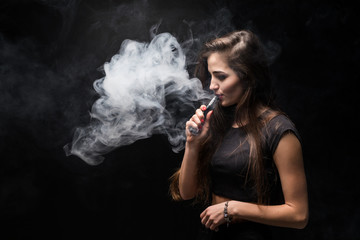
(224, 201, 232, 227)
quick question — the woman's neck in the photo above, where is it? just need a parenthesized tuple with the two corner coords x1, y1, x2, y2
(232, 104, 269, 128)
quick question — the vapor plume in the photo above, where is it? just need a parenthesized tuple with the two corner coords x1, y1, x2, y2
(64, 31, 211, 165)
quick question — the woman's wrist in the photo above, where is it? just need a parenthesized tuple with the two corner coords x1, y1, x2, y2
(185, 139, 202, 151)
(227, 200, 241, 223)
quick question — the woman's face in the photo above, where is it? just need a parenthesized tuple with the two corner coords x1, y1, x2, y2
(207, 52, 244, 107)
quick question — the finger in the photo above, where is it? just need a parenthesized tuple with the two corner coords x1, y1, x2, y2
(202, 110, 213, 129)
(200, 212, 209, 225)
(191, 114, 203, 131)
(205, 110, 213, 122)
(195, 108, 205, 123)
(200, 210, 205, 219)
(210, 223, 218, 231)
(201, 215, 208, 225)
(186, 121, 200, 136)
(186, 120, 198, 129)
(191, 113, 202, 126)
(205, 218, 213, 228)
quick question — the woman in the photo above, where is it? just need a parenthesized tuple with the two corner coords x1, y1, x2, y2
(170, 30, 308, 239)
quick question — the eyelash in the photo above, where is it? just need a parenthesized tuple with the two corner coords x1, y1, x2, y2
(216, 75, 227, 81)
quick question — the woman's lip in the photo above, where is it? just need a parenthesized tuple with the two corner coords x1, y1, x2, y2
(216, 94, 224, 100)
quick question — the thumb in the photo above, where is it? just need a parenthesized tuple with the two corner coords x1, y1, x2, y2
(202, 110, 213, 129)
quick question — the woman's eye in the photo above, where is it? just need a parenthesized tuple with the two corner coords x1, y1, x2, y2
(217, 75, 227, 80)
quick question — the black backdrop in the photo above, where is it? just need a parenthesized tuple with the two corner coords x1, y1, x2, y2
(1, 0, 359, 239)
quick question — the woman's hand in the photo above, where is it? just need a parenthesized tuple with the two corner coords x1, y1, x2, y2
(200, 202, 226, 231)
(185, 105, 213, 144)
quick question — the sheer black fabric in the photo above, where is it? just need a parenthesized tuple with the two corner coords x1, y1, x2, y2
(210, 114, 301, 202)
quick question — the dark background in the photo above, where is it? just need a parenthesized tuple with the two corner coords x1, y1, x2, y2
(1, 0, 359, 239)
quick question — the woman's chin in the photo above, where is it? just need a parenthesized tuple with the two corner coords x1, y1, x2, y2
(220, 100, 231, 107)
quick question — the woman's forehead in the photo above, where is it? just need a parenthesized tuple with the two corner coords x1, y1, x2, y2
(207, 52, 232, 73)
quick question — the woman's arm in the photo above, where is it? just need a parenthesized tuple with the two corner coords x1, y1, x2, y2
(200, 132, 308, 230)
(178, 142, 201, 200)
(178, 107, 213, 200)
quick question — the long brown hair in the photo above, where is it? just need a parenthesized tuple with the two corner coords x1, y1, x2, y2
(170, 30, 279, 205)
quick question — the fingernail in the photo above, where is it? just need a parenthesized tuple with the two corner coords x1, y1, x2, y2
(201, 106, 206, 111)
(201, 119, 205, 124)
(198, 125, 202, 129)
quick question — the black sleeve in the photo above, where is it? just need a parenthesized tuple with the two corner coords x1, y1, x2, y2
(263, 115, 302, 156)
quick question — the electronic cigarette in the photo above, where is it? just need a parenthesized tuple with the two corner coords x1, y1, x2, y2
(189, 96, 218, 136)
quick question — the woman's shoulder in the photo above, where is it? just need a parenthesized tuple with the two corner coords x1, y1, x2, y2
(267, 113, 294, 128)
(260, 108, 294, 128)
(261, 110, 302, 154)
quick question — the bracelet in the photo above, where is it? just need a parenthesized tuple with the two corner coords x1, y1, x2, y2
(224, 201, 232, 227)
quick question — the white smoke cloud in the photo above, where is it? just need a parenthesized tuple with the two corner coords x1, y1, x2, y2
(64, 31, 211, 165)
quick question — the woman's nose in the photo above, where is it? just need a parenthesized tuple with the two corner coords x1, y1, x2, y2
(209, 79, 219, 91)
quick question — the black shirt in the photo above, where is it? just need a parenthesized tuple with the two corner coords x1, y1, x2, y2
(210, 114, 301, 203)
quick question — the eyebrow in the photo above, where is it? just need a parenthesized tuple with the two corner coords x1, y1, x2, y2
(212, 71, 228, 74)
